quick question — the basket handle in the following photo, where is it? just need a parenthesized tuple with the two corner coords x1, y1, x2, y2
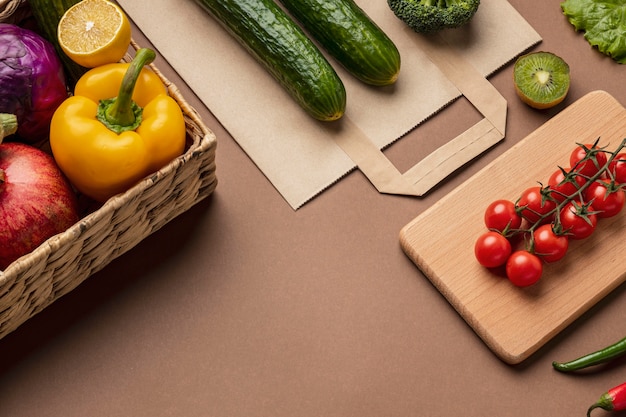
(334, 32, 507, 197)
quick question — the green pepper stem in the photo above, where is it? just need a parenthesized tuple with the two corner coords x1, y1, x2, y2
(0, 113, 17, 143)
(587, 393, 614, 417)
(98, 48, 157, 134)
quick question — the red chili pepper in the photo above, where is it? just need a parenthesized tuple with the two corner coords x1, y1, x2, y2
(588, 382, 626, 416)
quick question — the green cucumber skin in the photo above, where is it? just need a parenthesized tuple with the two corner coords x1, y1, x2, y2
(28, 0, 88, 88)
(279, 0, 401, 86)
(195, 0, 346, 121)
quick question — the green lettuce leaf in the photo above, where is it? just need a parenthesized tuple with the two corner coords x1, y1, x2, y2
(561, 0, 626, 64)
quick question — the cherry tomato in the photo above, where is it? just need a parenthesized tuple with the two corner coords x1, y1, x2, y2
(547, 167, 587, 202)
(506, 250, 543, 287)
(517, 186, 557, 224)
(569, 143, 608, 177)
(608, 152, 626, 184)
(484, 199, 523, 232)
(474, 231, 512, 268)
(559, 201, 598, 239)
(533, 224, 569, 263)
(584, 179, 625, 218)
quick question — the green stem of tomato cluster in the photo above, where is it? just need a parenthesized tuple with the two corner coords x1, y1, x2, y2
(510, 138, 626, 247)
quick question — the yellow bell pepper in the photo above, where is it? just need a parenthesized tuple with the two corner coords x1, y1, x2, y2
(50, 48, 186, 202)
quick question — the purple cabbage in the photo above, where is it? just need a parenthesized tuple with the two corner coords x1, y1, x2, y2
(0, 23, 67, 143)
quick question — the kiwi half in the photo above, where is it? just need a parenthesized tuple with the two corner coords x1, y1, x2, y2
(513, 51, 570, 110)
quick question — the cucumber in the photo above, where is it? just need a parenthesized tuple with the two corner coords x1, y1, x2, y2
(28, 0, 88, 88)
(194, 0, 346, 121)
(278, 0, 401, 86)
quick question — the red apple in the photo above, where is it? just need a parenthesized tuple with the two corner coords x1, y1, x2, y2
(0, 142, 79, 269)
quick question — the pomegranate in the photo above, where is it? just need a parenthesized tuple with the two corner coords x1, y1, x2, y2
(0, 142, 79, 269)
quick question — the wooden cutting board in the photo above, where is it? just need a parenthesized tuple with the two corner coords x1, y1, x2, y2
(399, 91, 626, 365)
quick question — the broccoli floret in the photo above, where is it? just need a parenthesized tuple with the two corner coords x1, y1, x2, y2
(387, 0, 481, 34)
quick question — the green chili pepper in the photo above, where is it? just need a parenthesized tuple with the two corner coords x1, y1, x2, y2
(553, 336, 626, 372)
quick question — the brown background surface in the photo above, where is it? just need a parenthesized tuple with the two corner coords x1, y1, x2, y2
(1, 1, 625, 416)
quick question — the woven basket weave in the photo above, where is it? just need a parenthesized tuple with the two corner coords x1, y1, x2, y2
(0, 2, 218, 340)
(0, 0, 27, 23)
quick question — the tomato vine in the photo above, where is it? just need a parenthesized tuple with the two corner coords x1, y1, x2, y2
(475, 137, 626, 287)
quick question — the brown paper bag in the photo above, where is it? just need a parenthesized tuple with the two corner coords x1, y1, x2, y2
(117, 0, 541, 209)
(333, 32, 507, 197)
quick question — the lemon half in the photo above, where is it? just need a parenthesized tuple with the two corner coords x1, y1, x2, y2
(58, 0, 132, 68)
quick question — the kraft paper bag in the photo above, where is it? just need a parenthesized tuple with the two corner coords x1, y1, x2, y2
(117, 0, 541, 209)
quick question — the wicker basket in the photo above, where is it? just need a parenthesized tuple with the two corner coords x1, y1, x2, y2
(0, 0, 28, 23)
(0, 1, 218, 340)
